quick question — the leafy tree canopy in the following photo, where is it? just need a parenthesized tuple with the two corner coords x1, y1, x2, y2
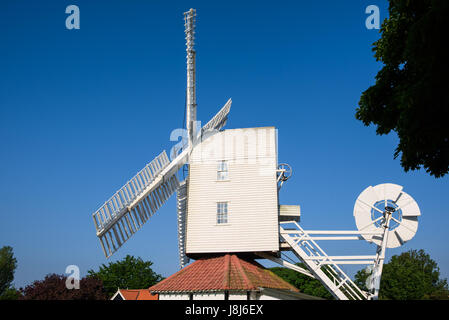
(356, 0, 449, 177)
(87, 255, 163, 298)
(0, 246, 17, 298)
(19, 274, 108, 300)
(269, 263, 333, 299)
(355, 249, 449, 299)
(0, 288, 20, 300)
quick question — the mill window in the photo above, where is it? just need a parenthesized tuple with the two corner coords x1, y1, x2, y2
(217, 202, 228, 224)
(217, 160, 228, 180)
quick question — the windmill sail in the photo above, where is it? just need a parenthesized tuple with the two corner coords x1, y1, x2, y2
(201, 98, 232, 135)
(93, 149, 189, 258)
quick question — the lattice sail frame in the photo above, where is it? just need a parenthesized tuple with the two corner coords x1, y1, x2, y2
(93, 151, 181, 258)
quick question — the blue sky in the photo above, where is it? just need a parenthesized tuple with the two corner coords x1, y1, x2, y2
(1, 0, 448, 289)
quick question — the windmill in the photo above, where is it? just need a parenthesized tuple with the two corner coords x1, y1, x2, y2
(91, 9, 421, 300)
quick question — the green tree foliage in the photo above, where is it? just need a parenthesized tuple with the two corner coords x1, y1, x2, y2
(19, 274, 108, 300)
(269, 264, 333, 299)
(87, 255, 163, 298)
(0, 246, 18, 299)
(354, 249, 449, 299)
(0, 288, 20, 300)
(356, 0, 449, 177)
(354, 267, 370, 292)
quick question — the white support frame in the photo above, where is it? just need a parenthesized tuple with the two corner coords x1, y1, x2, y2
(257, 252, 315, 278)
(275, 220, 391, 300)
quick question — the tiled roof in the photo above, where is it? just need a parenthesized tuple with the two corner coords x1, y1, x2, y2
(149, 254, 299, 293)
(115, 289, 158, 300)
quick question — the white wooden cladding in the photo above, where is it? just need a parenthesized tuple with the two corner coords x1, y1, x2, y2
(186, 127, 279, 254)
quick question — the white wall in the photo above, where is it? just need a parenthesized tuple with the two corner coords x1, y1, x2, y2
(186, 127, 279, 254)
(228, 293, 248, 300)
(158, 290, 306, 300)
(193, 293, 225, 300)
(257, 288, 313, 300)
(258, 294, 280, 300)
(159, 292, 225, 300)
(159, 293, 190, 300)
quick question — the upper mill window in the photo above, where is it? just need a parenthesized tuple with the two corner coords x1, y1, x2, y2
(217, 160, 228, 181)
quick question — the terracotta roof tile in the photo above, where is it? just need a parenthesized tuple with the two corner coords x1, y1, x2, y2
(149, 254, 299, 293)
(118, 289, 158, 300)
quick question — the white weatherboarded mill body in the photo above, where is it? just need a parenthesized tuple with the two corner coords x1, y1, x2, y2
(186, 127, 281, 255)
